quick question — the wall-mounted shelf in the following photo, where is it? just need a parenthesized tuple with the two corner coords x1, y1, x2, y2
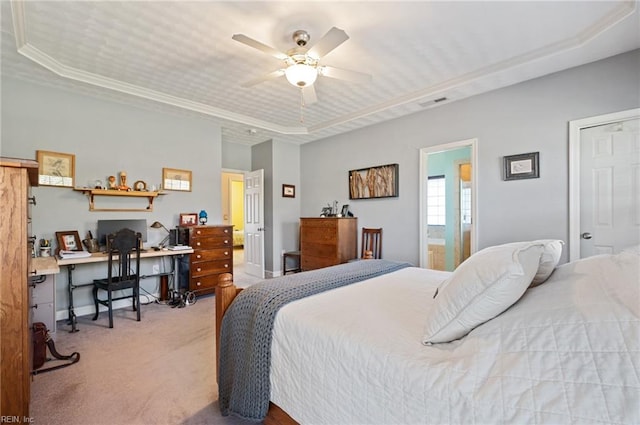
(73, 188, 166, 212)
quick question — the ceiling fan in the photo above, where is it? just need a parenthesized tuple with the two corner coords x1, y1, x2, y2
(232, 27, 371, 105)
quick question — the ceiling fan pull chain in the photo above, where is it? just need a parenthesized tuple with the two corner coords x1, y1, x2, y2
(299, 89, 305, 123)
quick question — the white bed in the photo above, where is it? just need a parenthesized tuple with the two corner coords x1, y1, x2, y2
(232, 229, 243, 247)
(217, 242, 640, 424)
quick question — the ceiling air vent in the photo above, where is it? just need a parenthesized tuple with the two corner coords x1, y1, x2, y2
(418, 97, 448, 108)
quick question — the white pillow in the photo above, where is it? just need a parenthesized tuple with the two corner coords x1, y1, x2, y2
(530, 239, 564, 286)
(422, 242, 544, 345)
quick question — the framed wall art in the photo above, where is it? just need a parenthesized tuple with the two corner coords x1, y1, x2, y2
(36, 150, 75, 187)
(349, 163, 399, 200)
(179, 212, 198, 226)
(162, 168, 192, 192)
(55, 230, 82, 251)
(503, 152, 539, 181)
(282, 184, 295, 198)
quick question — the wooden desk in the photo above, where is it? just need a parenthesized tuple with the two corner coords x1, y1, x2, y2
(57, 248, 193, 332)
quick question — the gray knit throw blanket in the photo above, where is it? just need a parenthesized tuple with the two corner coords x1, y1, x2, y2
(218, 259, 411, 421)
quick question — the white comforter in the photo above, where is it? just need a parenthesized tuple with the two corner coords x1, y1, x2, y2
(269, 251, 639, 424)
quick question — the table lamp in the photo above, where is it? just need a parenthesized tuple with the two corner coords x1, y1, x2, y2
(150, 221, 170, 248)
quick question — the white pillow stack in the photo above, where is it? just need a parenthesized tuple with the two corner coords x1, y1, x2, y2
(422, 239, 564, 345)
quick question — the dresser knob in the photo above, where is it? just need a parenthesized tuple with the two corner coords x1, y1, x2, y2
(197, 267, 202, 272)
(224, 229, 229, 233)
(196, 230, 201, 235)
(197, 254, 201, 259)
(225, 264, 229, 268)
(196, 281, 201, 286)
(224, 251, 228, 256)
(224, 240, 228, 244)
(197, 242, 201, 246)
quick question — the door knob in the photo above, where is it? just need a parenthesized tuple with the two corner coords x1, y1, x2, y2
(581, 232, 593, 240)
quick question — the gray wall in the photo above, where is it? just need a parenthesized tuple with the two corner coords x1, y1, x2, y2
(250, 139, 301, 276)
(2, 50, 638, 317)
(300, 49, 640, 266)
(1, 78, 223, 318)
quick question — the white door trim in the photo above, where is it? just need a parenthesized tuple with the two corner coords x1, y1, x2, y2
(568, 108, 640, 261)
(419, 138, 478, 269)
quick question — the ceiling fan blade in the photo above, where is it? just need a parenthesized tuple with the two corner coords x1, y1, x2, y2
(320, 66, 372, 83)
(232, 34, 289, 60)
(302, 85, 318, 105)
(307, 27, 349, 59)
(241, 69, 285, 87)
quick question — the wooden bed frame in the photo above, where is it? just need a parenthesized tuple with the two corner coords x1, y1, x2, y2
(215, 273, 299, 425)
(215, 253, 375, 424)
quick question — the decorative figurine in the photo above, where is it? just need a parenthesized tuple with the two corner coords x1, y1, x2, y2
(199, 210, 208, 225)
(117, 171, 130, 191)
(108, 175, 117, 189)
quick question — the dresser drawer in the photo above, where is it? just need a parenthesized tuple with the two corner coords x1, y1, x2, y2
(189, 274, 219, 291)
(191, 226, 232, 238)
(191, 236, 232, 249)
(301, 256, 337, 271)
(300, 242, 337, 258)
(191, 247, 232, 262)
(191, 260, 232, 277)
(300, 226, 338, 244)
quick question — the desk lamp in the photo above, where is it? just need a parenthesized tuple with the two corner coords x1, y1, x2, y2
(150, 221, 170, 248)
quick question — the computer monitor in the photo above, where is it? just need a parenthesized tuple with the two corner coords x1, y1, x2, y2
(96, 219, 148, 248)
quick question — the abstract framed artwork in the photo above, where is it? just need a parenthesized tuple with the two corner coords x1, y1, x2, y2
(349, 163, 399, 200)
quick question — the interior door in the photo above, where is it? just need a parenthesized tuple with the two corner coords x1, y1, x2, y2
(579, 118, 640, 257)
(244, 169, 265, 278)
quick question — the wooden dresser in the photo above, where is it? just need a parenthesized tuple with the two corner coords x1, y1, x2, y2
(300, 217, 357, 271)
(0, 157, 38, 418)
(181, 225, 233, 296)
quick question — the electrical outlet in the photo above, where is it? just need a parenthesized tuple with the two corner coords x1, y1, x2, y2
(152, 264, 159, 274)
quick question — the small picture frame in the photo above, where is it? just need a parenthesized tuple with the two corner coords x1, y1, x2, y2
(320, 207, 333, 217)
(55, 230, 82, 251)
(282, 184, 295, 198)
(180, 213, 198, 226)
(163, 168, 192, 192)
(340, 204, 351, 217)
(503, 152, 540, 181)
(36, 150, 75, 187)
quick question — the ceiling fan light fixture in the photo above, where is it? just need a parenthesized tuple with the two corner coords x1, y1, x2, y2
(285, 63, 318, 87)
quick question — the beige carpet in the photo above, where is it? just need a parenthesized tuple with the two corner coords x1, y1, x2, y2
(30, 271, 262, 425)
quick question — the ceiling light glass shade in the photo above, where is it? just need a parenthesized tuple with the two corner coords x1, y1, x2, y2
(285, 64, 318, 87)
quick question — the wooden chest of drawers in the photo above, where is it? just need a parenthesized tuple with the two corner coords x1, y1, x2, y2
(181, 225, 233, 296)
(1, 157, 38, 418)
(300, 217, 357, 271)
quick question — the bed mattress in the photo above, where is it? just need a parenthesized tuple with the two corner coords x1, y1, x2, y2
(269, 253, 640, 424)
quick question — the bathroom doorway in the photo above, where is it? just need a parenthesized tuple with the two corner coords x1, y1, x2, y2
(419, 139, 477, 270)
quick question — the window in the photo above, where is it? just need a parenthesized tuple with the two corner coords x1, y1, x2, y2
(427, 176, 446, 225)
(461, 186, 472, 224)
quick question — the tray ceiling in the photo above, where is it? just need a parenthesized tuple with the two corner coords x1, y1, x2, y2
(1, 1, 638, 145)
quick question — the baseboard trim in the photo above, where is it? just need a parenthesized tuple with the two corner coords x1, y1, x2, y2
(55, 292, 160, 322)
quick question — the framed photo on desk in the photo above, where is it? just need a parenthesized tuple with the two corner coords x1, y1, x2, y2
(56, 230, 82, 251)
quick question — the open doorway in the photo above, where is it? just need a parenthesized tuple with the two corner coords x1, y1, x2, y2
(419, 139, 477, 270)
(221, 171, 245, 271)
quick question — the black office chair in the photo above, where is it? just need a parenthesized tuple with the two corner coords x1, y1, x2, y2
(361, 227, 382, 259)
(92, 228, 142, 328)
